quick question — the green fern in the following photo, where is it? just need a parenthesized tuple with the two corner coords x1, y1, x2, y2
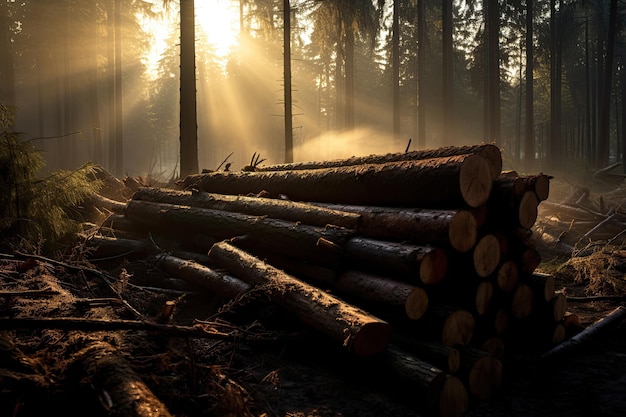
(1, 104, 101, 242)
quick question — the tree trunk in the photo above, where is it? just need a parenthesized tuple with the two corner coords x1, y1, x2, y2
(258, 253, 430, 321)
(417, 0, 426, 149)
(152, 253, 251, 299)
(74, 341, 173, 417)
(207, 241, 392, 358)
(442, 0, 454, 141)
(283, 0, 293, 163)
(344, 237, 448, 285)
(183, 154, 494, 209)
(132, 187, 477, 253)
(124, 200, 356, 265)
(179, 0, 199, 177)
(524, 0, 534, 170)
(114, 0, 123, 176)
(313, 203, 478, 253)
(130, 187, 360, 230)
(256, 143, 502, 180)
(597, 0, 618, 168)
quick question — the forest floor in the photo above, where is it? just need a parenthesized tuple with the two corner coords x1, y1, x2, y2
(1, 170, 626, 417)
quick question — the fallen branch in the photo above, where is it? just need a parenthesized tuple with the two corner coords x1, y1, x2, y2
(0, 316, 281, 342)
(540, 306, 626, 362)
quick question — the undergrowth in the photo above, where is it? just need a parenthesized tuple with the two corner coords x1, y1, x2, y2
(0, 103, 101, 251)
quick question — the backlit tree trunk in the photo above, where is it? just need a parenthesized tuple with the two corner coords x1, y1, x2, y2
(179, 0, 199, 178)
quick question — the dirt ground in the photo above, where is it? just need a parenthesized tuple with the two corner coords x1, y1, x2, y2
(1, 175, 626, 417)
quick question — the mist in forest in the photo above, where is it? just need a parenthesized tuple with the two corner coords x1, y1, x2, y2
(2, 1, 623, 180)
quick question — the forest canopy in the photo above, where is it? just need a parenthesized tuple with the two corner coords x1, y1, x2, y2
(0, 0, 625, 180)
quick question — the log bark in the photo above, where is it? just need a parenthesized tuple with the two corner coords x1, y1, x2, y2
(376, 346, 468, 417)
(343, 237, 448, 285)
(313, 203, 478, 253)
(72, 341, 174, 417)
(132, 188, 478, 253)
(152, 253, 251, 299)
(256, 253, 430, 321)
(207, 241, 392, 358)
(391, 335, 461, 374)
(257, 143, 502, 178)
(124, 200, 355, 265)
(131, 187, 361, 230)
(182, 154, 494, 208)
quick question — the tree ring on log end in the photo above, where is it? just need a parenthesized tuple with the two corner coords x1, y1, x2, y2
(448, 210, 478, 253)
(442, 310, 474, 346)
(475, 281, 494, 316)
(518, 191, 539, 229)
(439, 376, 469, 417)
(478, 143, 503, 180)
(472, 234, 501, 278)
(459, 154, 493, 208)
(511, 283, 534, 319)
(469, 356, 503, 400)
(419, 248, 448, 285)
(405, 287, 429, 320)
(351, 321, 392, 358)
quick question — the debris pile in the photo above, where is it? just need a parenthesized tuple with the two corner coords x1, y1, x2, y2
(84, 144, 574, 417)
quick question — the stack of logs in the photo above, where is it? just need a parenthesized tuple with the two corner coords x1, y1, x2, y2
(87, 144, 570, 417)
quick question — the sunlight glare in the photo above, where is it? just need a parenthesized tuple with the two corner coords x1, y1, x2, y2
(143, 1, 240, 79)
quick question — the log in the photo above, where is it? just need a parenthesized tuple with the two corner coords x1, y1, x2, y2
(376, 346, 469, 417)
(496, 260, 519, 293)
(72, 340, 174, 417)
(391, 335, 461, 374)
(124, 200, 355, 264)
(472, 234, 501, 278)
(343, 237, 448, 285)
(417, 304, 476, 346)
(328, 270, 430, 321)
(207, 241, 392, 358)
(152, 254, 251, 299)
(523, 272, 556, 303)
(510, 283, 534, 319)
(488, 187, 539, 230)
(182, 154, 494, 208)
(257, 143, 502, 179)
(131, 187, 361, 230)
(456, 345, 503, 400)
(312, 203, 478, 253)
(493, 172, 551, 202)
(258, 253, 430, 321)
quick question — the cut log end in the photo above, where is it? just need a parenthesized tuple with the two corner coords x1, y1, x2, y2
(459, 154, 494, 208)
(420, 248, 448, 285)
(511, 283, 534, 319)
(496, 260, 519, 293)
(352, 321, 393, 358)
(534, 174, 551, 201)
(552, 293, 567, 322)
(518, 191, 539, 229)
(448, 210, 478, 253)
(442, 310, 475, 346)
(405, 287, 429, 320)
(469, 356, 503, 400)
(439, 376, 469, 417)
(475, 281, 494, 316)
(479, 144, 504, 180)
(473, 234, 501, 278)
